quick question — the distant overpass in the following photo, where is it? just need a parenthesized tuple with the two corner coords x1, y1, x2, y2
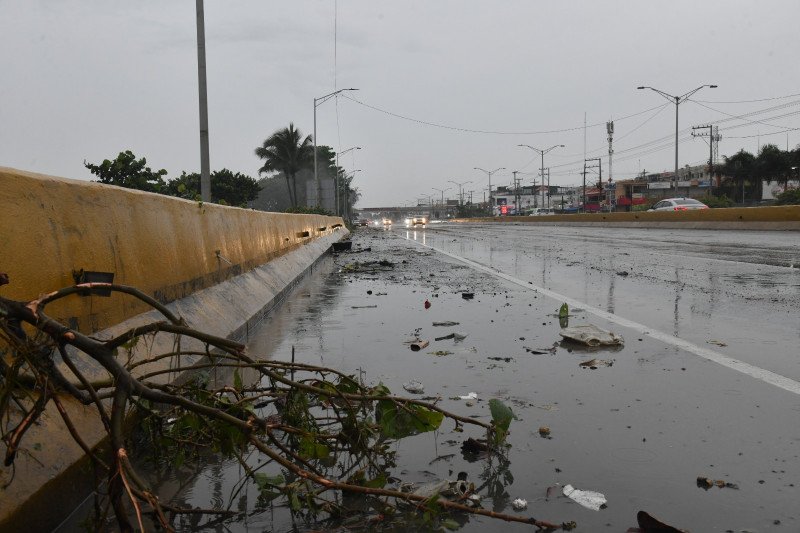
(356, 204, 458, 220)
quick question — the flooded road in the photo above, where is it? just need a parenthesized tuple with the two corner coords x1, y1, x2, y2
(96, 225, 799, 532)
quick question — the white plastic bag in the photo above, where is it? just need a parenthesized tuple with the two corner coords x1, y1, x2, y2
(562, 484, 607, 510)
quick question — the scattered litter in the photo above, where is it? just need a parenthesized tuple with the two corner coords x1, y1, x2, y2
(696, 476, 739, 490)
(410, 340, 430, 351)
(432, 321, 460, 327)
(538, 426, 551, 438)
(351, 305, 378, 309)
(424, 299, 431, 309)
(402, 380, 424, 394)
(562, 484, 607, 511)
(525, 345, 557, 355)
(511, 498, 528, 511)
(461, 292, 474, 300)
(457, 392, 478, 400)
(579, 358, 614, 369)
(452, 332, 467, 342)
(428, 350, 453, 357)
(428, 454, 455, 465)
(375, 292, 388, 296)
(331, 241, 352, 252)
(461, 437, 489, 455)
(435, 333, 455, 341)
(707, 339, 728, 347)
(545, 484, 561, 501)
(488, 356, 513, 362)
(560, 325, 624, 346)
(616, 271, 629, 277)
(627, 510, 686, 533)
(467, 494, 482, 506)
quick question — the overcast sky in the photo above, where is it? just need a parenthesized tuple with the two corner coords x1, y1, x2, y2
(2, 0, 799, 207)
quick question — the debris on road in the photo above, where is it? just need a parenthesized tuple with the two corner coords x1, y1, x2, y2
(457, 392, 478, 400)
(579, 358, 614, 369)
(428, 350, 453, 356)
(562, 484, 607, 510)
(461, 292, 475, 300)
(627, 510, 687, 532)
(488, 356, 513, 362)
(512, 498, 528, 511)
(696, 476, 739, 490)
(525, 345, 557, 355)
(432, 320, 460, 327)
(560, 325, 624, 347)
(616, 271, 629, 277)
(435, 333, 455, 341)
(402, 380, 424, 394)
(538, 426, 551, 438)
(409, 340, 430, 351)
(461, 437, 490, 455)
(707, 339, 728, 347)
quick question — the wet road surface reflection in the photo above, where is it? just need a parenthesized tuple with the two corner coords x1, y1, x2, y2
(84, 228, 800, 533)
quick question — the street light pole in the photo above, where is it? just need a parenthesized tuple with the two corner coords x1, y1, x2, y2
(448, 180, 472, 207)
(637, 84, 717, 191)
(517, 144, 564, 209)
(474, 167, 505, 216)
(195, 0, 211, 202)
(314, 88, 358, 208)
(335, 146, 361, 216)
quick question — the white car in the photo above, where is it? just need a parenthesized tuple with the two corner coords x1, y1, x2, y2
(648, 198, 709, 212)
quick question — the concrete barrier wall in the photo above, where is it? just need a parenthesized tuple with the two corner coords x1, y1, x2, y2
(0, 167, 348, 530)
(456, 205, 800, 230)
(0, 167, 345, 332)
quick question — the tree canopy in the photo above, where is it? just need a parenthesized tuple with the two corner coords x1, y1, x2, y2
(255, 123, 314, 208)
(84, 150, 167, 193)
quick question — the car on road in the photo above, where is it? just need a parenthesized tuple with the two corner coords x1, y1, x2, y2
(405, 216, 428, 226)
(648, 198, 710, 212)
(354, 218, 369, 226)
(381, 218, 392, 226)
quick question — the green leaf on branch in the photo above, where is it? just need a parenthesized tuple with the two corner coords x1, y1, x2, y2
(299, 436, 330, 459)
(375, 400, 444, 439)
(233, 369, 243, 391)
(489, 399, 516, 444)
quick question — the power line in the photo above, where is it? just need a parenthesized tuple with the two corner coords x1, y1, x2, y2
(692, 91, 800, 104)
(341, 94, 669, 135)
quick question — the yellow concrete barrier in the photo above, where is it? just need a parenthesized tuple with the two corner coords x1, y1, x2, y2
(0, 167, 344, 332)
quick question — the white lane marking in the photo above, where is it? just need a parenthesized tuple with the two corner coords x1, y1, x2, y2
(408, 236, 800, 396)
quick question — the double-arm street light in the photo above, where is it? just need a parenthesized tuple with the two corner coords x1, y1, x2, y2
(517, 144, 564, 209)
(431, 187, 450, 206)
(335, 146, 361, 216)
(314, 88, 358, 207)
(448, 179, 472, 206)
(637, 84, 717, 188)
(474, 167, 505, 215)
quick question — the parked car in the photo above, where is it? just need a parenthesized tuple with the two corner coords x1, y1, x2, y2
(648, 198, 709, 212)
(526, 208, 555, 216)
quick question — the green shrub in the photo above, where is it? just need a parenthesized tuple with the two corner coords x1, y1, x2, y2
(695, 194, 734, 208)
(774, 188, 800, 205)
(285, 205, 333, 215)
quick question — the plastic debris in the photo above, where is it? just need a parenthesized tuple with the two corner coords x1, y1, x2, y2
(433, 321, 460, 327)
(461, 292, 474, 300)
(696, 476, 739, 490)
(402, 380, 424, 394)
(410, 340, 430, 351)
(424, 299, 432, 309)
(452, 332, 467, 342)
(707, 339, 728, 347)
(511, 498, 528, 510)
(458, 392, 478, 400)
(538, 426, 551, 438)
(579, 358, 614, 369)
(559, 325, 624, 346)
(435, 333, 455, 341)
(562, 484, 607, 511)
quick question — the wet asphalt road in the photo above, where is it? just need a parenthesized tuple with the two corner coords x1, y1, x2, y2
(148, 224, 800, 532)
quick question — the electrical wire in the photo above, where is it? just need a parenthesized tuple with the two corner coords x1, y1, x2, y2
(692, 92, 800, 104)
(341, 94, 669, 136)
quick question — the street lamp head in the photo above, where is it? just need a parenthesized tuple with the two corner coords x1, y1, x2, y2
(558, 144, 565, 148)
(709, 85, 718, 88)
(636, 86, 646, 90)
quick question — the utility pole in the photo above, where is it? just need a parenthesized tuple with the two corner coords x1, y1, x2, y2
(195, 0, 211, 202)
(692, 124, 722, 191)
(546, 168, 551, 209)
(607, 121, 614, 186)
(585, 158, 601, 211)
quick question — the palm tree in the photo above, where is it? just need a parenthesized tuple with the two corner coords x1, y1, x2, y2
(255, 123, 313, 208)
